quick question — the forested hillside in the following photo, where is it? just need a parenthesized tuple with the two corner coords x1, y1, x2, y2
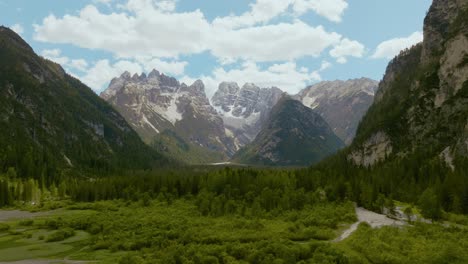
(0, 27, 167, 181)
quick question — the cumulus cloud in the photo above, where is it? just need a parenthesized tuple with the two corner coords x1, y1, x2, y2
(293, 0, 348, 22)
(329, 38, 365, 64)
(32, 0, 359, 93)
(41, 49, 70, 65)
(212, 22, 341, 63)
(34, 4, 209, 58)
(213, 0, 348, 28)
(371, 31, 423, 59)
(212, 0, 293, 29)
(70, 59, 89, 72)
(10, 24, 24, 35)
(33, 0, 355, 63)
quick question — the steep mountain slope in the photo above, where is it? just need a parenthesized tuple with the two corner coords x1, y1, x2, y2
(211, 82, 283, 149)
(101, 72, 235, 163)
(295, 78, 378, 145)
(233, 96, 345, 166)
(0, 27, 165, 177)
(349, 0, 468, 167)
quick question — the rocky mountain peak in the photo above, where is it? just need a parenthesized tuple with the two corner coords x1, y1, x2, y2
(0, 26, 34, 53)
(211, 82, 284, 149)
(121, 71, 131, 79)
(148, 69, 160, 78)
(100, 70, 236, 162)
(233, 96, 344, 166)
(296, 78, 379, 145)
(191, 80, 205, 93)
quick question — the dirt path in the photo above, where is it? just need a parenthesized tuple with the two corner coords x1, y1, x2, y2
(0, 210, 57, 222)
(334, 207, 406, 242)
(0, 260, 93, 264)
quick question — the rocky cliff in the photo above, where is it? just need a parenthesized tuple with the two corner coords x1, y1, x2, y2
(211, 82, 283, 149)
(349, 0, 468, 167)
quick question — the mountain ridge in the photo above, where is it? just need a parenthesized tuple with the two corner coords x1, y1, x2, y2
(0, 26, 167, 176)
(232, 95, 345, 166)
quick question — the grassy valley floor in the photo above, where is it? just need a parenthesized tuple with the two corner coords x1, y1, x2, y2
(0, 199, 467, 264)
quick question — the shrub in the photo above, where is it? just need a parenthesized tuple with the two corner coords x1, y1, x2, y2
(0, 223, 10, 232)
(19, 219, 34, 226)
(46, 228, 75, 242)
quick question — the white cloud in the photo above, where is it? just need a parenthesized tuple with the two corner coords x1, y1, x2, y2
(34, 4, 210, 58)
(10, 24, 24, 35)
(293, 0, 348, 22)
(32, 0, 361, 94)
(183, 61, 324, 98)
(41, 48, 61, 57)
(80, 60, 143, 92)
(319, 60, 332, 71)
(135, 57, 187, 75)
(329, 38, 365, 64)
(212, 0, 293, 29)
(33, 0, 355, 64)
(41, 49, 70, 65)
(93, 0, 113, 5)
(213, 0, 348, 28)
(70, 59, 89, 72)
(211, 22, 341, 63)
(371, 31, 423, 59)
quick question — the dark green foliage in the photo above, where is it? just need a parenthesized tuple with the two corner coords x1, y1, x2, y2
(0, 26, 168, 180)
(342, 222, 468, 263)
(45, 228, 75, 242)
(0, 223, 10, 232)
(419, 188, 442, 220)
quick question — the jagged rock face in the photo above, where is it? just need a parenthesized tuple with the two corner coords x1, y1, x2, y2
(101, 71, 236, 162)
(233, 97, 345, 166)
(349, 0, 468, 167)
(211, 82, 283, 149)
(295, 78, 378, 145)
(349, 131, 393, 167)
(421, 0, 468, 62)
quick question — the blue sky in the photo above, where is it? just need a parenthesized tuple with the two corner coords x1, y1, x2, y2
(1, 0, 432, 97)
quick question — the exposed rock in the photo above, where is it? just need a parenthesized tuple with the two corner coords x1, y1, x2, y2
(295, 78, 378, 145)
(440, 146, 455, 170)
(349, 132, 393, 167)
(211, 82, 283, 149)
(101, 71, 236, 162)
(349, 0, 468, 167)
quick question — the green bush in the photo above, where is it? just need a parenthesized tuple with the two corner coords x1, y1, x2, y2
(46, 228, 75, 242)
(19, 219, 34, 226)
(0, 223, 10, 232)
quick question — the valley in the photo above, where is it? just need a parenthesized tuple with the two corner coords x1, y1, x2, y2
(0, 0, 467, 263)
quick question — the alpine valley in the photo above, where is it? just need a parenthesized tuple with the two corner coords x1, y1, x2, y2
(0, 0, 467, 263)
(100, 71, 378, 165)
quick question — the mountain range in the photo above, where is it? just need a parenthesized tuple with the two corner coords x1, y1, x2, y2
(101, 71, 378, 165)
